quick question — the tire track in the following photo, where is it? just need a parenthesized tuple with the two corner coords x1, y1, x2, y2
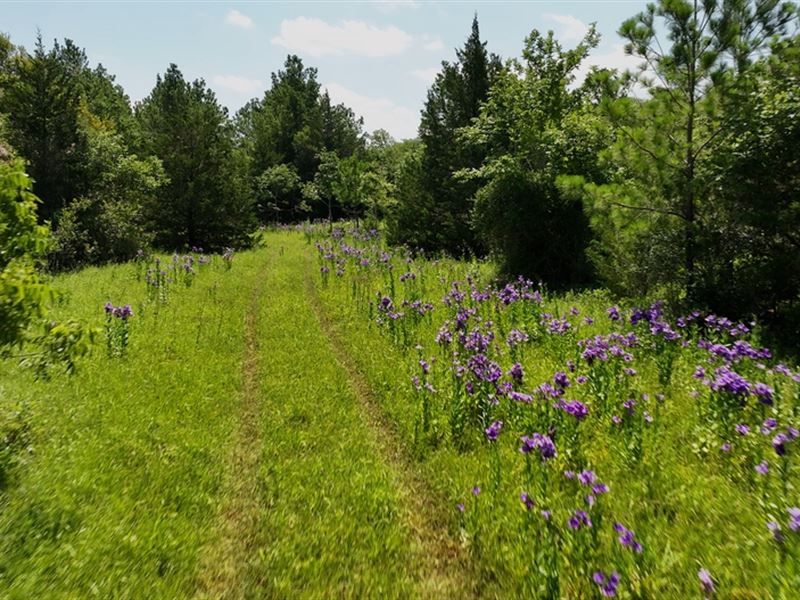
(195, 257, 269, 599)
(305, 273, 475, 599)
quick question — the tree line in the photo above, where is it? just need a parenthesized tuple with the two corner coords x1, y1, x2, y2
(1, 0, 799, 349)
(387, 2, 799, 350)
(0, 32, 399, 268)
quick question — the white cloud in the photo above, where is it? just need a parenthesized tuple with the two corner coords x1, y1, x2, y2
(583, 43, 642, 76)
(324, 82, 418, 139)
(374, 0, 420, 12)
(543, 13, 589, 42)
(569, 43, 644, 92)
(410, 67, 439, 84)
(212, 75, 264, 95)
(272, 18, 413, 58)
(422, 37, 444, 51)
(226, 10, 253, 30)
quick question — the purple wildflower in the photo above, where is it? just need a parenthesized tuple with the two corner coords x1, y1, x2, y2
(788, 507, 800, 532)
(568, 509, 592, 530)
(509, 391, 532, 403)
(753, 383, 774, 405)
(593, 571, 621, 597)
(509, 363, 524, 382)
(553, 371, 570, 388)
(614, 522, 643, 553)
(761, 418, 777, 435)
(577, 470, 596, 486)
(556, 399, 589, 421)
(698, 569, 714, 597)
(520, 492, 535, 510)
(484, 420, 503, 442)
(519, 433, 557, 460)
(768, 521, 784, 543)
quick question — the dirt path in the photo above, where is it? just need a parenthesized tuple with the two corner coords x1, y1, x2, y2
(305, 273, 474, 599)
(195, 259, 269, 599)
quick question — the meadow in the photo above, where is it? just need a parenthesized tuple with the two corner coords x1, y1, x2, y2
(0, 225, 798, 598)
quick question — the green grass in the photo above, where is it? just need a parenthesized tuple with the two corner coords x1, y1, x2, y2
(0, 229, 797, 598)
(0, 236, 466, 598)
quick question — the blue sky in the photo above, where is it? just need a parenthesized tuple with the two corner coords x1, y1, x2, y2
(2, 1, 649, 139)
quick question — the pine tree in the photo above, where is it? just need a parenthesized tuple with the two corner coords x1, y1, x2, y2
(392, 15, 500, 255)
(135, 64, 253, 249)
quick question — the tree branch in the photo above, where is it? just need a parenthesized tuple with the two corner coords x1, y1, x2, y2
(618, 126, 683, 171)
(607, 200, 685, 219)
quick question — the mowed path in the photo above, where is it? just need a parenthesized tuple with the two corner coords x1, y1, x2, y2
(196, 237, 471, 599)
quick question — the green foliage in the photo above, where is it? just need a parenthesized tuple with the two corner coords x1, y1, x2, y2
(699, 34, 800, 349)
(389, 15, 500, 256)
(50, 125, 166, 269)
(254, 163, 304, 221)
(236, 55, 364, 222)
(580, 0, 798, 303)
(0, 159, 51, 350)
(0, 36, 91, 221)
(332, 154, 391, 226)
(0, 158, 95, 376)
(466, 27, 602, 286)
(135, 64, 254, 250)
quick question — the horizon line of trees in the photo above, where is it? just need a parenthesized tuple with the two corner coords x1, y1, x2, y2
(0, 31, 403, 268)
(2, 1, 800, 350)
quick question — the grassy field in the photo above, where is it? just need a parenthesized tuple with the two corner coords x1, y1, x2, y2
(0, 228, 798, 598)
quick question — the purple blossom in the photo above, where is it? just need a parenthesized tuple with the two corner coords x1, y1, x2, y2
(735, 424, 750, 436)
(756, 460, 769, 475)
(472, 486, 481, 496)
(698, 569, 714, 597)
(577, 470, 597, 486)
(485, 420, 503, 442)
(708, 366, 751, 396)
(614, 522, 643, 553)
(519, 433, 557, 460)
(506, 329, 529, 347)
(761, 418, 777, 434)
(553, 371, 570, 388)
(593, 571, 621, 597)
(520, 492, 535, 510)
(568, 509, 592, 530)
(768, 520, 784, 543)
(788, 507, 800, 532)
(753, 383, 774, 405)
(556, 399, 589, 421)
(509, 363, 524, 382)
(509, 391, 533, 403)
(773, 432, 791, 456)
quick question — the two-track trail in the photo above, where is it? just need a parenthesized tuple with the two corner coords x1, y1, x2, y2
(195, 238, 472, 599)
(195, 255, 271, 598)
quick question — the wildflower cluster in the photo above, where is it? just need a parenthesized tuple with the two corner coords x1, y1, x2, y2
(311, 223, 800, 597)
(104, 302, 133, 357)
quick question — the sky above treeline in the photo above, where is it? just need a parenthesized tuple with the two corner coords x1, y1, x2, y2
(3, 1, 649, 139)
